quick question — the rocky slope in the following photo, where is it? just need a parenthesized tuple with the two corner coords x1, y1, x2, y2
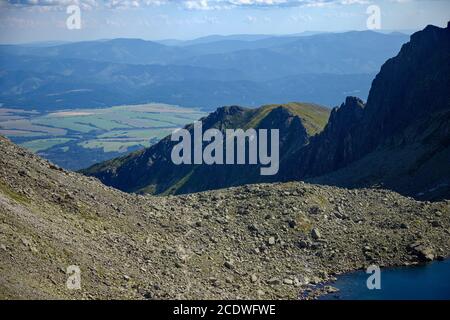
(1, 136, 449, 299)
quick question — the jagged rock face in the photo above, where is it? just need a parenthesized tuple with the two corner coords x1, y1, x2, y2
(357, 23, 450, 156)
(289, 23, 450, 199)
(290, 97, 365, 178)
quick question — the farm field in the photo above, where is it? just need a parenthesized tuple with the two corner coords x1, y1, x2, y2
(0, 104, 205, 170)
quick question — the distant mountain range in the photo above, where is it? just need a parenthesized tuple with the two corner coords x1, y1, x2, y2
(82, 23, 450, 201)
(0, 31, 408, 111)
(156, 31, 326, 46)
(2, 31, 406, 68)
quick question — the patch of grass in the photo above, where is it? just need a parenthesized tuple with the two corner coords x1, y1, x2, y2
(78, 207, 100, 222)
(295, 214, 313, 234)
(136, 184, 157, 195)
(128, 112, 204, 126)
(161, 169, 195, 195)
(314, 194, 328, 207)
(0, 181, 30, 205)
(0, 130, 46, 137)
(245, 102, 330, 136)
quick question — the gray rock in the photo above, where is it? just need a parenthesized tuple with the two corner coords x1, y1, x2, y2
(297, 240, 310, 249)
(288, 219, 297, 228)
(408, 242, 435, 261)
(311, 228, 321, 240)
(310, 206, 321, 215)
(324, 285, 339, 293)
(267, 278, 281, 285)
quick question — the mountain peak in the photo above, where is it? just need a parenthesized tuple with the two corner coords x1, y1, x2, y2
(409, 21, 449, 45)
(215, 105, 248, 116)
(294, 22, 450, 199)
(327, 97, 364, 130)
(344, 96, 364, 108)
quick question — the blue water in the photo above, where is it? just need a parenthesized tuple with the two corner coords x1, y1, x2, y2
(319, 259, 450, 300)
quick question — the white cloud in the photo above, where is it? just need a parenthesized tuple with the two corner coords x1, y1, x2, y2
(4, 0, 99, 10)
(2, 0, 405, 11)
(3, 0, 168, 9)
(184, 0, 214, 10)
(106, 0, 168, 8)
(231, 0, 287, 5)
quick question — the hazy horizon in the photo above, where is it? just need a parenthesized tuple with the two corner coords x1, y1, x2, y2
(1, 0, 449, 44)
(3, 28, 418, 46)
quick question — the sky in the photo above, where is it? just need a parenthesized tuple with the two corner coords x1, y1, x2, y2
(0, 0, 449, 43)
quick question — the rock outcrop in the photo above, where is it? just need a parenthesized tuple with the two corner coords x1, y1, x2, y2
(291, 23, 450, 200)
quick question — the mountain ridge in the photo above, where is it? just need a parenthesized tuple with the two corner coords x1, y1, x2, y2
(0, 53, 375, 110)
(0, 30, 407, 110)
(81, 102, 330, 195)
(83, 23, 450, 200)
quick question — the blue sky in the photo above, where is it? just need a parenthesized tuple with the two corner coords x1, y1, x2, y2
(0, 0, 449, 43)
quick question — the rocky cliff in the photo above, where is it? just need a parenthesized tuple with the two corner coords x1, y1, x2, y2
(294, 23, 450, 200)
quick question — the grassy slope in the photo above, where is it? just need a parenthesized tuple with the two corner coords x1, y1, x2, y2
(246, 102, 330, 136)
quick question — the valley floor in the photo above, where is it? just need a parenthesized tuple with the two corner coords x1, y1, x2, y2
(0, 136, 449, 299)
(0, 104, 205, 170)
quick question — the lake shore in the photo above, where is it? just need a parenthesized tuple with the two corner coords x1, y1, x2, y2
(314, 259, 450, 300)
